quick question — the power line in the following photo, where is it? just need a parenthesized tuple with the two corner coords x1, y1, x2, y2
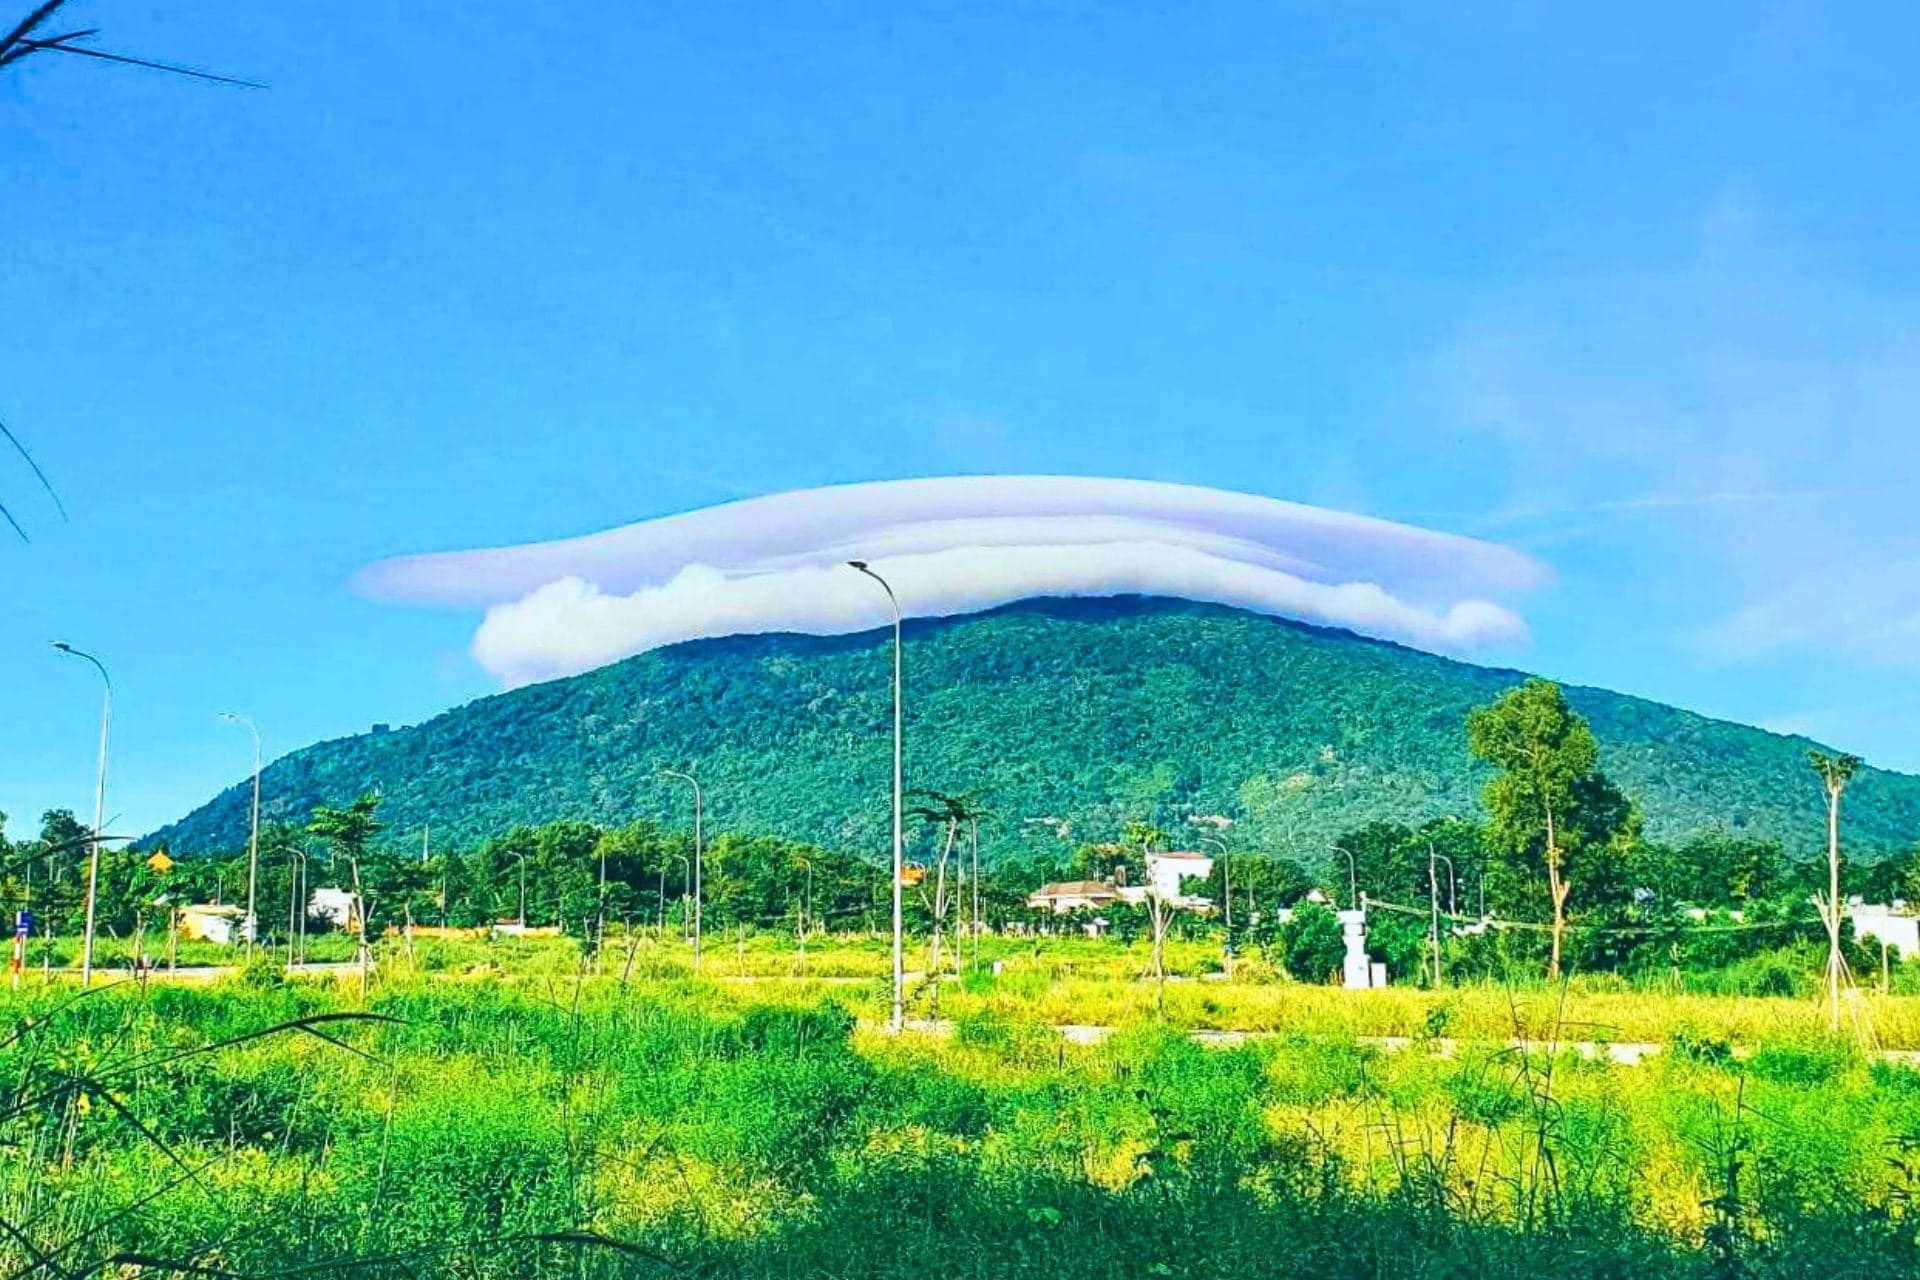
(1364, 897, 1823, 937)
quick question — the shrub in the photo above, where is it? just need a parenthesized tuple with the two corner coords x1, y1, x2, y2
(1747, 1042, 1854, 1087)
(1280, 903, 1345, 984)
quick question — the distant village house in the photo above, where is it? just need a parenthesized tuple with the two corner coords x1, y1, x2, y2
(176, 903, 247, 945)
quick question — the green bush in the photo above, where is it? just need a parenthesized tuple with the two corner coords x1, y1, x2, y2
(1280, 903, 1345, 984)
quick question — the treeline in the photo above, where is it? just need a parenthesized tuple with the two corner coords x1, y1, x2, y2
(0, 800, 1027, 945)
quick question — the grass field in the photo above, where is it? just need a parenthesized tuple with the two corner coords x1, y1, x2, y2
(4, 930, 1918, 1278)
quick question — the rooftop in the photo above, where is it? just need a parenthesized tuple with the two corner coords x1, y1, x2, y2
(1031, 881, 1118, 898)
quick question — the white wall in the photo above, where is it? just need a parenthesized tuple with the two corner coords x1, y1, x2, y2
(1850, 904, 1920, 960)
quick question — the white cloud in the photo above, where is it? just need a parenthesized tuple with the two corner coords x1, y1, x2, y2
(359, 475, 1546, 686)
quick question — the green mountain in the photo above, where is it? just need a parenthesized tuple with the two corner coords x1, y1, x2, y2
(148, 597, 1920, 861)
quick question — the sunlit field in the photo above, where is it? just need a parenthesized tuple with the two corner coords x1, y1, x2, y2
(2, 930, 1918, 1278)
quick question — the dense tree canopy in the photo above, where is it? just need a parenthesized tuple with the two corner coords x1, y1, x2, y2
(147, 599, 1920, 863)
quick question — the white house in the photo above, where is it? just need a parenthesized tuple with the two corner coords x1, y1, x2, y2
(1138, 850, 1214, 910)
(1027, 880, 1122, 914)
(309, 887, 356, 932)
(1849, 901, 1920, 960)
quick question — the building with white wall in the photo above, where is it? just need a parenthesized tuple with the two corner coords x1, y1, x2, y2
(1849, 901, 1920, 960)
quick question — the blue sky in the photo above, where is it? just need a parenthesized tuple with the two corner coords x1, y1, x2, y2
(5, 1, 1920, 838)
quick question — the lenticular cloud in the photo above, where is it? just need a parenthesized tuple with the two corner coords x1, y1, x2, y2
(356, 476, 1547, 686)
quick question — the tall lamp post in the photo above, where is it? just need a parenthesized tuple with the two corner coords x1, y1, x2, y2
(847, 560, 904, 1034)
(1334, 844, 1358, 911)
(662, 769, 704, 972)
(53, 642, 110, 988)
(219, 713, 262, 956)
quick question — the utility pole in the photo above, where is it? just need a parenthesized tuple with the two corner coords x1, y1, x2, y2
(1335, 844, 1358, 911)
(219, 713, 262, 957)
(349, 858, 369, 999)
(1428, 849, 1442, 988)
(596, 835, 608, 964)
(670, 853, 691, 940)
(1810, 751, 1861, 1033)
(848, 561, 905, 1033)
(969, 815, 981, 972)
(657, 857, 669, 935)
(796, 856, 813, 970)
(663, 769, 704, 972)
(288, 849, 307, 969)
(54, 643, 110, 988)
(1432, 848, 1457, 917)
(1190, 816, 1234, 980)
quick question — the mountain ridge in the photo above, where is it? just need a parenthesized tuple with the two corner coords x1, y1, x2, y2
(147, 596, 1920, 860)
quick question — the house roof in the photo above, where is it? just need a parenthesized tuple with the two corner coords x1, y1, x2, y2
(1031, 880, 1117, 898)
(1149, 850, 1213, 861)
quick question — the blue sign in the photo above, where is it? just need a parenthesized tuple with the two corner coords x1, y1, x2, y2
(14, 910, 32, 939)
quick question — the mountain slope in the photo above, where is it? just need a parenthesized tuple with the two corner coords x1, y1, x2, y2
(149, 597, 1920, 860)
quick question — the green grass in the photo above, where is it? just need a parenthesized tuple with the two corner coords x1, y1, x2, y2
(2, 933, 1917, 1278)
(19, 930, 360, 971)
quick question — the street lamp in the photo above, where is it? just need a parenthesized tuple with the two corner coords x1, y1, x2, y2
(848, 560, 905, 1034)
(219, 712, 262, 957)
(662, 768, 703, 971)
(53, 642, 110, 988)
(1333, 844, 1358, 912)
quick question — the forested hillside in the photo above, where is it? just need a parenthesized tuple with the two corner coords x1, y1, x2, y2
(149, 597, 1920, 861)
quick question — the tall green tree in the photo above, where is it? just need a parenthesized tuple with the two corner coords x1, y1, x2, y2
(1467, 679, 1629, 979)
(305, 793, 382, 866)
(306, 794, 383, 942)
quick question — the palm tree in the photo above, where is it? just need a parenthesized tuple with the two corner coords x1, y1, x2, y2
(907, 789, 991, 997)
